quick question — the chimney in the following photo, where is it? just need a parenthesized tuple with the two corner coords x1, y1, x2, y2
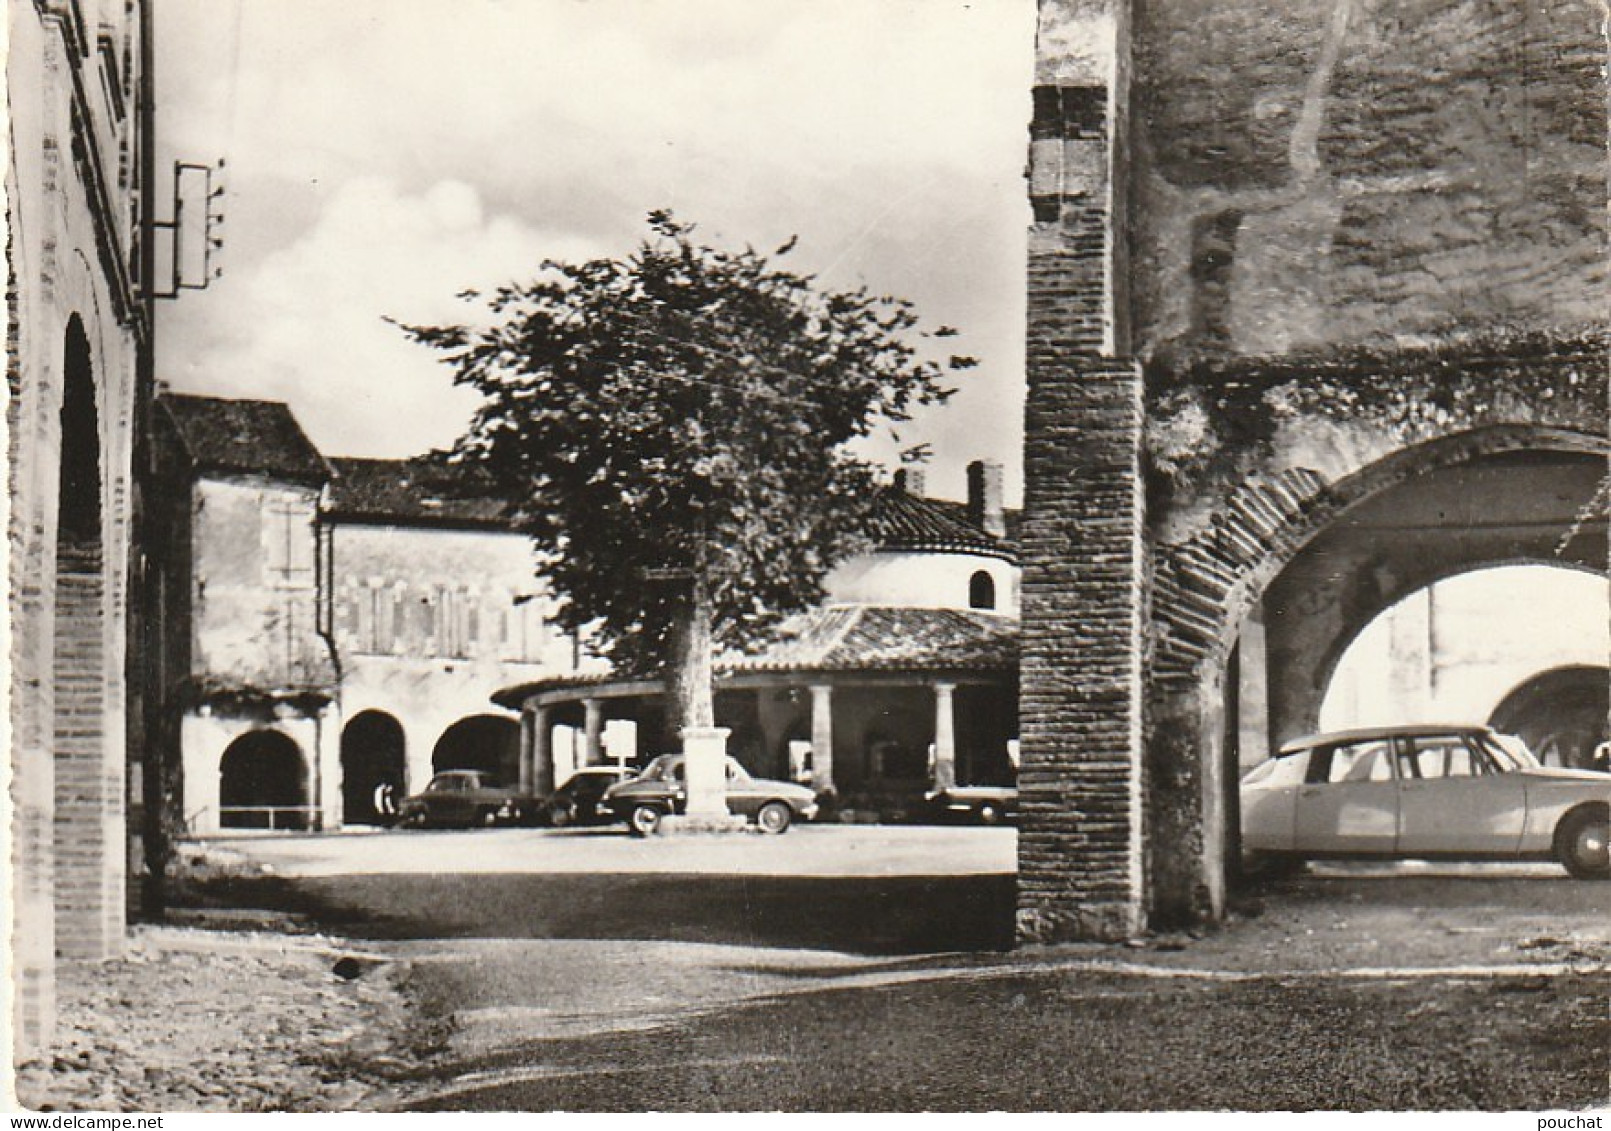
(966, 460, 1006, 538)
(894, 467, 927, 496)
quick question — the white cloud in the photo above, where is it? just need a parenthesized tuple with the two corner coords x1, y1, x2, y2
(156, 0, 1036, 497)
(161, 178, 606, 458)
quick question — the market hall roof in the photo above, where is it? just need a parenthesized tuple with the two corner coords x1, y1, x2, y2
(325, 457, 514, 529)
(492, 604, 1018, 708)
(866, 487, 1018, 560)
(157, 393, 330, 485)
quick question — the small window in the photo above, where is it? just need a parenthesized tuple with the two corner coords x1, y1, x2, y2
(969, 570, 996, 610)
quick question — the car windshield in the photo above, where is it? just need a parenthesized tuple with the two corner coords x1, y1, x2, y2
(1485, 732, 1540, 771)
(640, 755, 680, 782)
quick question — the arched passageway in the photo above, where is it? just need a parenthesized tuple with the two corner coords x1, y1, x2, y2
(432, 715, 520, 783)
(341, 711, 407, 824)
(219, 731, 309, 830)
(1490, 666, 1609, 769)
(1159, 430, 1608, 926)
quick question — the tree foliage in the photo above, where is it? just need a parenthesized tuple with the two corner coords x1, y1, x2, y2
(396, 212, 969, 726)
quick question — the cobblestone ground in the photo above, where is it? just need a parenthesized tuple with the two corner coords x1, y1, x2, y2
(10, 925, 423, 1113)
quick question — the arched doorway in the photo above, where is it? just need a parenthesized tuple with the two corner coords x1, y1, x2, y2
(219, 731, 309, 830)
(1491, 666, 1610, 769)
(341, 711, 407, 824)
(432, 714, 520, 783)
(53, 315, 114, 952)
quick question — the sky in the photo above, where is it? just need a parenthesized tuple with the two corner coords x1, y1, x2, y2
(154, 0, 1037, 504)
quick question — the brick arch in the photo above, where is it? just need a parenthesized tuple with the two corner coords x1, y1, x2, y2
(1155, 424, 1609, 687)
(1144, 424, 1608, 928)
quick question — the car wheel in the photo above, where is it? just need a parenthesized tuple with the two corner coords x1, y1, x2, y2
(756, 801, 792, 835)
(398, 810, 424, 830)
(629, 804, 664, 837)
(549, 802, 575, 829)
(1555, 805, 1609, 880)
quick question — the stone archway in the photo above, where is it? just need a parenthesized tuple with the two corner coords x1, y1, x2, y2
(219, 730, 309, 830)
(341, 710, 407, 824)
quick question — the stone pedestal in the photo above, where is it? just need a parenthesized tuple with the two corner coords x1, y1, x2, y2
(681, 725, 731, 818)
(659, 813, 750, 835)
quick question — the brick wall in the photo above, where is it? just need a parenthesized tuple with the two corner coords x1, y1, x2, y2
(52, 538, 123, 958)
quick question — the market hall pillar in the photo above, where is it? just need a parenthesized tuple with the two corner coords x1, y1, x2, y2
(809, 684, 835, 796)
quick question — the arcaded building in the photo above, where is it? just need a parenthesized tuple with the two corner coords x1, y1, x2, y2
(494, 464, 1023, 817)
(8, 0, 153, 1057)
(148, 393, 587, 834)
(1018, 0, 1608, 940)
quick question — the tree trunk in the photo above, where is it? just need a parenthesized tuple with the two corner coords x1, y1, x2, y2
(668, 592, 716, 731)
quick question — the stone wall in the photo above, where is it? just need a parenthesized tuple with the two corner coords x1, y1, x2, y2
(1130, 0, 1607, 362)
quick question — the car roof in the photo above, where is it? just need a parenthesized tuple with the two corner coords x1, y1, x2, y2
(1277, 723, 1494, 755)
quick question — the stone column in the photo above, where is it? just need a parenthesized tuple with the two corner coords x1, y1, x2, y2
(583, 698, 604, 766)
(530, 706, 554, 796)
(932, 681, 958, 792)
(809, 684, 835, 795)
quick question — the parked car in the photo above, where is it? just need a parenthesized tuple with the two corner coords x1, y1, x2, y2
(541, 766, 635, 827)
(396, 770, 531, 829)
(924, 784, 1016, 825)
(602, 753, 818, 835)
(1241, 724, 1609, 879)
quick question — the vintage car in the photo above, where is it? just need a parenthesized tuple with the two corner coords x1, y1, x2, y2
(541, 766, 636, 827)
(601, 753, 818, 835)
(1241, 724, 1609, 879)
(396, 770, 532, 829)
(923, 784, 1016, 825)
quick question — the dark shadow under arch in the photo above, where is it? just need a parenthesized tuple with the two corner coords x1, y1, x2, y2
(220, 730, 309, 830)
(342, 710, 407, 824)
(432, 714, 520, 783)
(1490, 665, 1610, 769)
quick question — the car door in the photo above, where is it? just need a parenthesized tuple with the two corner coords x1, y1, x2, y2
(723, 759, 762, 817)
(1240, 752, 1309, 852)
(1292, 738, 1399, 854)
(428, 775, 471, 824)
(1396, 733, 1527, 855)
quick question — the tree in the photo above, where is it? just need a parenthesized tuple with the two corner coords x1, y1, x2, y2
(396, 211, 970, 732)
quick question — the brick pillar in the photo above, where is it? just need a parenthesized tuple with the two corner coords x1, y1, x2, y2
(1017, 0, 1147, 943)
(53, 539, 124, 958)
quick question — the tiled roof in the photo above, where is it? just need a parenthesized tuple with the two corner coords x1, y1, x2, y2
(158, 394, 329, 484)
(326, 457, 514, 527)
(718, 604, 1018, 673)
(867, 488, 1017, 560)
